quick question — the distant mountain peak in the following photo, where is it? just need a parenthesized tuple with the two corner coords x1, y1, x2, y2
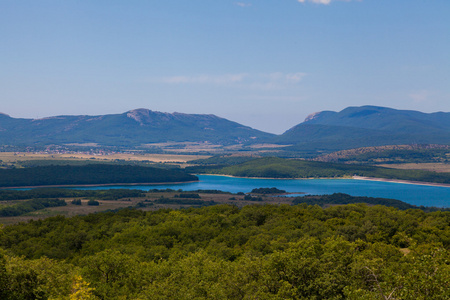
(126, 108, 222, 126)
(127, 108, 151, 122)
(303, 110, 336, 123)
(126, 108, 169, 125)
(277, 105, 450, 151)
(128, 108, 151, 114)
(304, 112, 321, 122)
(0, 108, 274, 146)
(33, 116, 68, 121)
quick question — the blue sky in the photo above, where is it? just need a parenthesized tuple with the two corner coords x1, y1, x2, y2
(1, 0, 449, 133)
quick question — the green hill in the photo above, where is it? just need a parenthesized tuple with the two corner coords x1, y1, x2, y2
(0, 109, 274, 147)
(314, 145, 450, 164)
(275, 106, 450, 152)
(0, 164, 198, 187)
(196, 157, 450, 184)
(1, 106, 449, 153)
(0, 204, 448, 299)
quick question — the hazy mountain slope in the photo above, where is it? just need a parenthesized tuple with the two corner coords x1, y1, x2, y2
(276, 106, 450, 151)
(304, 106, 450, 134)
(1, 106, 449, 151)
(0, 109, 274, 146)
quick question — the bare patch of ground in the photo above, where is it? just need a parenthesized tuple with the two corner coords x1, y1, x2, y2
(65, 143, 100, 147)
(143, 142, 230, 153)
(378, 163, 450, 173)
(0, 192, 296, 225)
(248, 144, 291, 149)
(0, 152, 210, 164)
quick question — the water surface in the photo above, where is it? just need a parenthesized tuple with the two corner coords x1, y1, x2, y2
(76, 175, 450, 207)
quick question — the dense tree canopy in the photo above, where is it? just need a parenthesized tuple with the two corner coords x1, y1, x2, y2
(0, 164, 198, 187)
(0, 198, 66, 217)
(0, 203, 449, 299)
(188, 157, 450, 184)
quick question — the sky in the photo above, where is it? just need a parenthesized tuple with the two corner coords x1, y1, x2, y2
(1, 0, 449, 134)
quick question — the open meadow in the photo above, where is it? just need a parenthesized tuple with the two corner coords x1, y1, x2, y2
(0, 152, 210, 166)
(0, 191, 295, 225)
(378, 163, 450, 173)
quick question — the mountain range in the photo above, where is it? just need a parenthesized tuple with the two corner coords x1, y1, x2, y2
(276, 106, 450, 151)
(0, 106, 449, 152)
(0, 109, 273, 147)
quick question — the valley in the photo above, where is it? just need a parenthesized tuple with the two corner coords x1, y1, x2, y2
(3, 1, 449, 298)
(1, 106, 449, 156)
(0, 151, 209, 168)
(0, 106, 448, 300)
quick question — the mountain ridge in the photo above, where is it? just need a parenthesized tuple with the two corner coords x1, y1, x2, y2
(0, 108, 274, 147)
(0, 106, 448, 152)
(276, 105, 450, 152)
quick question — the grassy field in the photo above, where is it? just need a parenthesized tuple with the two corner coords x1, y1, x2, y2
(0, 198, 134, 225)
(378, 163, 450, 173)
(143, 142, 226, 153)
(0, 152, 210, 165)
(0, 191, 294, 225)
(189, 157, 450, 184)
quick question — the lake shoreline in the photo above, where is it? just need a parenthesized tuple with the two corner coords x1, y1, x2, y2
(199, 173, 354, 180)
(200, 174, 450, 188)
(7, 176, 447, 190)
(352, 176, 450, 188)
(2, 175, 447, 207)
(0, 180, 200, 190)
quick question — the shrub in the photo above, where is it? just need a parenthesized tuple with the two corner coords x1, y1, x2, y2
(71, 199, 82, 205)
(87, 200, 99, 206)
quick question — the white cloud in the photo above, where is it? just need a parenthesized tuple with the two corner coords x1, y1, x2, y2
(242, 95, 306, 102)
(236, 2, 252, 7)
(285, 72, 305, 83)
(158, 72, 306, 89)
(160, 74, 247, 85)
(297, 0, 360, 4)
(409, 90, 430, 104)
(298, 0, 331, 4)
(251, 72, 306, 89)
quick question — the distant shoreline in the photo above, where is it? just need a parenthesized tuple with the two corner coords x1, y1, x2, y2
(199, 174, 353, 180)
(199, 174, 450, 188)
(352, 176, 450, 188)
(3, 175, 448, 190)
(0, 180, 199, 190)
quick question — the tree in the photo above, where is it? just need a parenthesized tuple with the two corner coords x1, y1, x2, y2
(69, 275, 96, 300)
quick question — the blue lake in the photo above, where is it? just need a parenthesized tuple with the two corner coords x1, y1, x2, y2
(76, 175, 450, 208)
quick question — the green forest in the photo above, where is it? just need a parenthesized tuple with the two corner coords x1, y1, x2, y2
(0, 188, 146, 201)
(0, 202, 449, 299)
(188, 157, 450, 184)
(315, 146, 450, 164)
(0, 198, 67, 217)
(294, 193, 450, 212)
(0, 164, 198, 187)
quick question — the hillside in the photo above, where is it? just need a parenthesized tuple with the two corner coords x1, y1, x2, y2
(275, 106, 450, 152)
(1, 106, 449, 154)
(0, 109, 274, 147)
(314, 144, 450, 164)
(0, 204, 448, 299)
(188, 157, 450, 184)
(0, 164, 198, 187)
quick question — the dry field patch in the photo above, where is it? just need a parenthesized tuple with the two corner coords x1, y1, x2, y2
(378, 163, 450, 173)
(0, 152, 210, 164)
(249, 144, 290, 149)
(0, 192, 296, 225)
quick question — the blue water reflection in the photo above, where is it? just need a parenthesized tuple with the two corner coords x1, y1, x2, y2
(75, 175, 450, 207)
